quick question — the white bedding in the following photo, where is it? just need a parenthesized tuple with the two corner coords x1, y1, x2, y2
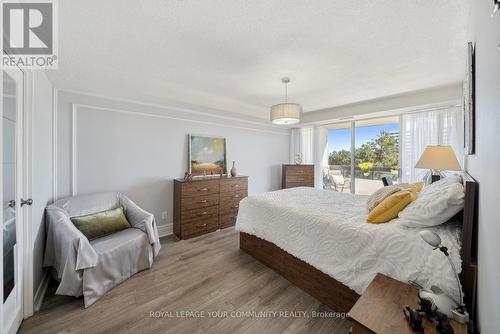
(235, 187, 462, 302)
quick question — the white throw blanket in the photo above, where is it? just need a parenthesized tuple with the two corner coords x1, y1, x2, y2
(236, 187, 462, 302)
(44, 192, 161, 307)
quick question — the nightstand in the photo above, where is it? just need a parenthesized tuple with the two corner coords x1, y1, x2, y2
(349, 273, 467, 334)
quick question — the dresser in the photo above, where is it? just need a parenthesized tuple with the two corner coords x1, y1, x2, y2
(282, 164, 314, 189)
(173, 176, 248, 239)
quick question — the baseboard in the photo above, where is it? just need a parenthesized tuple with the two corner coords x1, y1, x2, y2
(34, 270, 50, 312)
(157, 222, 173, 237)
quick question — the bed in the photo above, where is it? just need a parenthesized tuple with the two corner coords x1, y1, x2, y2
(236, 172, 478, 323)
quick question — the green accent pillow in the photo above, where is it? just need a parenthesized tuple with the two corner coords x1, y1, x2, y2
(71, 206, 132, 240)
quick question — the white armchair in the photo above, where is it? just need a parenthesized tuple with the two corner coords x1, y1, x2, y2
(43, 192, 161, 307)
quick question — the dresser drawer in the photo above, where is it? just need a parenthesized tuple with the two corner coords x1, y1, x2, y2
(286, 176, 314, 185)
(220, 178, 248, 193)
(219, 199, 241, 216)
(220, 189, 247, 203)
(181, 216, 219, 238)
(286, 167, 314, 176)
(181, 205, 219, 223)
(181, 180, 220, 197)
(220, 213, 237, 229)
(181, 193, 219, 210)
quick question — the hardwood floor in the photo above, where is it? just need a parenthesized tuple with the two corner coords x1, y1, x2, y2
(19, 228, 351, 334)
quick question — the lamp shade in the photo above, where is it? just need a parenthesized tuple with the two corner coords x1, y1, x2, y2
(415, 145, 461, 171)
(270, 103, 301, 125)
(420, 230, 442, 247)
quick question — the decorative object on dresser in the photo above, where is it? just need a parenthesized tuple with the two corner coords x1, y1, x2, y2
(230, 161, 237, 177)
(188, 134, 227, 176)
(349, 273, 467, 334)
(174, 176, 248, 239)
(294, 153, 302, 165)
(282, 164, 314, 189)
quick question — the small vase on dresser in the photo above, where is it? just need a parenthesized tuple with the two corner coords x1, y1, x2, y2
(230, 161, 237, 177)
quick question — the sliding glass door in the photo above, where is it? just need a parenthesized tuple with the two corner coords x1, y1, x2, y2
(325, 117, 400, 195)
(325, 122, 352, 192)
(354, 118, 400, 195)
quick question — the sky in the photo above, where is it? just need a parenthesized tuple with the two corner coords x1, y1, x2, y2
(328, 123, 399, 153)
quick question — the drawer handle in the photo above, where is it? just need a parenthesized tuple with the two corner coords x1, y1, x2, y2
(199, 188, 208, 191)
(200, 199, 207, 203)
(197, 211, 208, 216)
(233, 195, 239, 198)
(233, 184, 240, 187)
(233, 205, 239, 208)
(196, 223, 208, 228)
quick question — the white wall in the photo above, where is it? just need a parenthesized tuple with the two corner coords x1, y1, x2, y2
(466, 1, 500, 332)
(55, 91, 290, 234)
(31, 71, 54, 297)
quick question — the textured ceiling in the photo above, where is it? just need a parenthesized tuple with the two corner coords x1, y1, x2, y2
(47, 0, 470, 119)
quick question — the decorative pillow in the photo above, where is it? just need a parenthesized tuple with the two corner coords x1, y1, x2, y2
(366, 182, 423, 213)
(367, 190, 417, 224)
(71, 206, 131, 240)
(397, 181, 464, 228)
(421, 175, 462, 194)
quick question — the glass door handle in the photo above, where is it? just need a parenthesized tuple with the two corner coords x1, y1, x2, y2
(8, 200, 16, 208)
(20, 198, 33, 206)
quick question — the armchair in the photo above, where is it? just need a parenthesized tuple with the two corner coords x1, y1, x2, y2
(43, 192, 161, 307)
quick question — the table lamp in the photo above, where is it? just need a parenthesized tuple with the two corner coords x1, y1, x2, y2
(415, 145, 461, 183)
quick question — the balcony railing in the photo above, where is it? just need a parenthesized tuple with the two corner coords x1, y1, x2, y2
(328, 165, 399, 180)
(324, 165, 399, 194)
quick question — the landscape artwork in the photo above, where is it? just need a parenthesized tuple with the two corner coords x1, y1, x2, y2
(189, 135, 227, 176)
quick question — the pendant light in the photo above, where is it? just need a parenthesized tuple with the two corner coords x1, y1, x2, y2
(270, 78, 301, 125)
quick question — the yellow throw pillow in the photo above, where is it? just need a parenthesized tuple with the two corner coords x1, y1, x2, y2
(366, 182, 423, 213)
(407, 182, 424, 193)
(367, 190, 417, 224)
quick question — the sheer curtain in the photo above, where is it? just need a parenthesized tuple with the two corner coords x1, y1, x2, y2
(289, 126, 327, 188)
(400, 106, 464, 182)
(290, 127, 314, 164)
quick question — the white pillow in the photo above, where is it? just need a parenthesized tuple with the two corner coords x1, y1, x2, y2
(423, 175, 462, 192)
(396, 179, 464, 227)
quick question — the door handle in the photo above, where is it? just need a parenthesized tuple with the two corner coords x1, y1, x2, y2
(8, 200, 16, 208)
(20, 198, 33, 206)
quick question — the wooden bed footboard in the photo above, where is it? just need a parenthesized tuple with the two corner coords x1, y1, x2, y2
(240, 232, 360, 313)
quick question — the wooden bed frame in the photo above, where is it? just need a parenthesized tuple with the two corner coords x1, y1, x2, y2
(240, 172, 478, 322)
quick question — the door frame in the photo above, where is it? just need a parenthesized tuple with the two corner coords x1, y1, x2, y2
(1, 66, 34, 334)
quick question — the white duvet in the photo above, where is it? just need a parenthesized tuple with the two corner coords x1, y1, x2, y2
(235, 187, 462, 302)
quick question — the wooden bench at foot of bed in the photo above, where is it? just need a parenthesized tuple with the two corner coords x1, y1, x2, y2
(240, 232, 360, 313)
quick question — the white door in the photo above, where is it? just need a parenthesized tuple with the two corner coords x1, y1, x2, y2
(1, 68, 25, 334)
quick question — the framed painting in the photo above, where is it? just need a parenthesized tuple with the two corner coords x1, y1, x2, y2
(188, 134, 227, 176)
(463, 42, 475, 155)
